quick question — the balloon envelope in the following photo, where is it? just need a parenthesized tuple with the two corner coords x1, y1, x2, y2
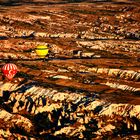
(35, 45, 49, 58)
(2, 63, 17, 80)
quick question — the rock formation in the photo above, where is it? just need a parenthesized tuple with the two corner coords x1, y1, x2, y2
(0, 0, 140, 139)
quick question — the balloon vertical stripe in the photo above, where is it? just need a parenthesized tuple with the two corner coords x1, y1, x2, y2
(2, 63, 18, 80)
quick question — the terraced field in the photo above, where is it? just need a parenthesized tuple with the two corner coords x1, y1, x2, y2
(0, 0, 140, 139)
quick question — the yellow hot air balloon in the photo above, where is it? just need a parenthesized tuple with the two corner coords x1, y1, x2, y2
(35, 45, 49, 58)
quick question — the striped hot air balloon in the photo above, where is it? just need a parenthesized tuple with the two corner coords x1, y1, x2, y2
(2, 63, 17, 80)
(35, 45, 49, 58)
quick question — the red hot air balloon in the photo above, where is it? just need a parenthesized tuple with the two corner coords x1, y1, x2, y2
(2, 63, 17, 80)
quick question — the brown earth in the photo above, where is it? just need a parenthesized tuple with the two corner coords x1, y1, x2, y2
(0, 0, 140, 139)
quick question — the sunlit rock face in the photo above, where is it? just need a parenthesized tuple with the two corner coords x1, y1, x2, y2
(0, 0, 140, 139)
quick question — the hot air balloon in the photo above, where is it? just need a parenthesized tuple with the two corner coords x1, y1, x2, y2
(35, 45, 49, 59)
(2, 63, 17, 80)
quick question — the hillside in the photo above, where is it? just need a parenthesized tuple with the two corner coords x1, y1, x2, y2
(0, 0, 140, 139)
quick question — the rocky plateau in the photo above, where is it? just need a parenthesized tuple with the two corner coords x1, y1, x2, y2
(0, 0, 140, 139)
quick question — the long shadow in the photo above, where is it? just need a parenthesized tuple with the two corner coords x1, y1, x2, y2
(0, 0, 137, 7)
(0, 54, 131, 63)
(0, 36, 8, 40)
(0, 1, 21, 6)
(14, 71, 96, 96)
(22, 0, 86, 5)
(13, 81, 38, 93)
(0, 0, 112, 7)
(0, 1, 72, 7)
